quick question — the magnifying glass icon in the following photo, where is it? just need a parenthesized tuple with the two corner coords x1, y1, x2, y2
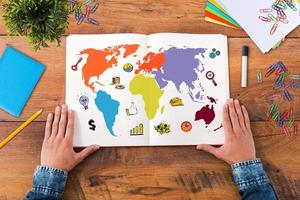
(206, 71, 217, 86)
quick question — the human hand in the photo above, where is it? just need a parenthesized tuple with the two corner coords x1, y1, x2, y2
(196, 99, 256, 165)
(41, 105, 100, 172)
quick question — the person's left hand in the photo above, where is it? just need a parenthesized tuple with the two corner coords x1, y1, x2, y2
(41, 105, 100, 172)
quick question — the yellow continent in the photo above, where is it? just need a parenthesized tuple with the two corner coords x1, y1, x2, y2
(129, 74, 164, 120)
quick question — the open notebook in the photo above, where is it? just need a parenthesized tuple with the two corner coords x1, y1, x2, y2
(66, 33, 229, 147)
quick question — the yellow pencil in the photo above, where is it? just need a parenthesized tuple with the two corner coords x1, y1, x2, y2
(0, 109, 43, 149)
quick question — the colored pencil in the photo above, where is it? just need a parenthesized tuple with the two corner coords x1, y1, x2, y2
(0, 109, 43, 149)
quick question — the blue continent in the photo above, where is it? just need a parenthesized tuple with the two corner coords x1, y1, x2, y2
(95, 91, 120, 136)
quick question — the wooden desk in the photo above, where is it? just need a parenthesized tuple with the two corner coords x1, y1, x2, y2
(0, 1, 300, 199)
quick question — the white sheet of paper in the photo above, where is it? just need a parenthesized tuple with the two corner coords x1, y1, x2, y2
(220, 0, 300, 53)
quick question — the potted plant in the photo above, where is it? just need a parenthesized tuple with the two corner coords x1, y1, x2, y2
(2, 0, 70, 50)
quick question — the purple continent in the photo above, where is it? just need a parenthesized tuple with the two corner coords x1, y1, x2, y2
(152, 47, 206, 91)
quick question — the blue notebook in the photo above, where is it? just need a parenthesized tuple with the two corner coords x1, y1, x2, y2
(0, 46, 45, 117)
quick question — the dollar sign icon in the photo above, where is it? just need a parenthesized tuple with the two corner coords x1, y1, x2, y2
(88, 119, 96, 131)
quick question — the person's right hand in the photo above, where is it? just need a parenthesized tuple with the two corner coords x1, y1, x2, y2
(196, 99, 256, 165)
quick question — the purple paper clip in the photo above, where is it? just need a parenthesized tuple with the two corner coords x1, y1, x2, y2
(277, 119, 284, 127)
(90, 3, 99, 13)
(291, 82, 300, 89)
(87, 17, 99, 25)
(273, 82, 284, 90)
(277, 61, 287, 71)
(283, 89, 292, 101)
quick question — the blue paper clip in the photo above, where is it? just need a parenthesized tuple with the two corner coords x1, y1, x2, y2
(84, 0, 94, 5)
(77, 14, 86, 25)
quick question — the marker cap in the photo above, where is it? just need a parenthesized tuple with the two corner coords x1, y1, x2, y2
(242, 46, 249, 56)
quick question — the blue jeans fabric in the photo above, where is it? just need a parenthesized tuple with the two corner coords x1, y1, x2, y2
(231, 159, 278, 200)
(24, 159, 277, 200)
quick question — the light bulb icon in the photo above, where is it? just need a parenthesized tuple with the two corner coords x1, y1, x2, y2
(79, 95, 89, 110)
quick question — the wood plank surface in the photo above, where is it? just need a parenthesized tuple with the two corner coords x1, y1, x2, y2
(0, 122, 300, 200)
(1, 0, 300, 37)
(0, 0, 300, 200)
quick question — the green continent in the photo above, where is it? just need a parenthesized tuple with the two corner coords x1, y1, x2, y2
(129, 74, 164, 120)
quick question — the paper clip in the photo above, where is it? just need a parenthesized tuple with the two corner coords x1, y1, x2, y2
(268, 13, 278, 23)
(84, 0, 94, 5)
(272, 111, 280, 120)
(77, 14, 86, 25)
(260, 8, 273, 13)
(269, 103, 277, 113)
(286, 1, 297, 11)
(293, 123, 298, 136)
(273, 82, 284, 90)
(272, 4, 283, 12)
(277, 1, 288, 9)
(277, 61, 287, 71)
(277, 8, 287, 18)
(280, 110, 289, 121)
(288, 74, 300, 80)
(282, 125, 290, 136)
(277, 118, 284, 127)
(268, 94, 280, 101)
(284, 81, 293, 88)
(278, 17, 288, 24)
(69, 0, 77, 4)
(270, 23, 278, 35)
(291, 83, 300, 89)
(87, 17, 99, 25)
(85, 6, 91, 18)
(257, 71, 263, 82)
(259, 16, 271, 22)
(283, 89, 292, 101)
(75, 4, 82, 13)
(90, 3, 99, 13)
(75, 11, 81, 21)
(265, 63, 277, 77)
(279, 71, 288, 81)
(288, 118, 295, 128)
(288, 107, 293, 118)
(70, 1, 77, 12)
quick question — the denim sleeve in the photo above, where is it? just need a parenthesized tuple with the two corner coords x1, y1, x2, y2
(24, 166, 68, 200)
(231, 159, 278, 200)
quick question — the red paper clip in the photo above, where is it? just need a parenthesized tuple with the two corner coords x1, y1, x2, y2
(282, 125, 290, 136)
(280, 110, 289, 120)
(259, 16, 271, 22)
(288, 107, 293, 118)
(294, 123, 298, 136)
(270, 23, 278, 35)
(278, 17, 288, 24)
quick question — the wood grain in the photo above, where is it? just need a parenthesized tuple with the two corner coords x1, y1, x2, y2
(1, 0, 300, 37)
(0, 0, 300, 199)
(0, 122, 300, 200)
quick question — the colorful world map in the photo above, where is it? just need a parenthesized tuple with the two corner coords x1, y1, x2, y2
(79, 44, 215, 136)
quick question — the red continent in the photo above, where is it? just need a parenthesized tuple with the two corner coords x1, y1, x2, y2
(195, 104, 215, 125)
